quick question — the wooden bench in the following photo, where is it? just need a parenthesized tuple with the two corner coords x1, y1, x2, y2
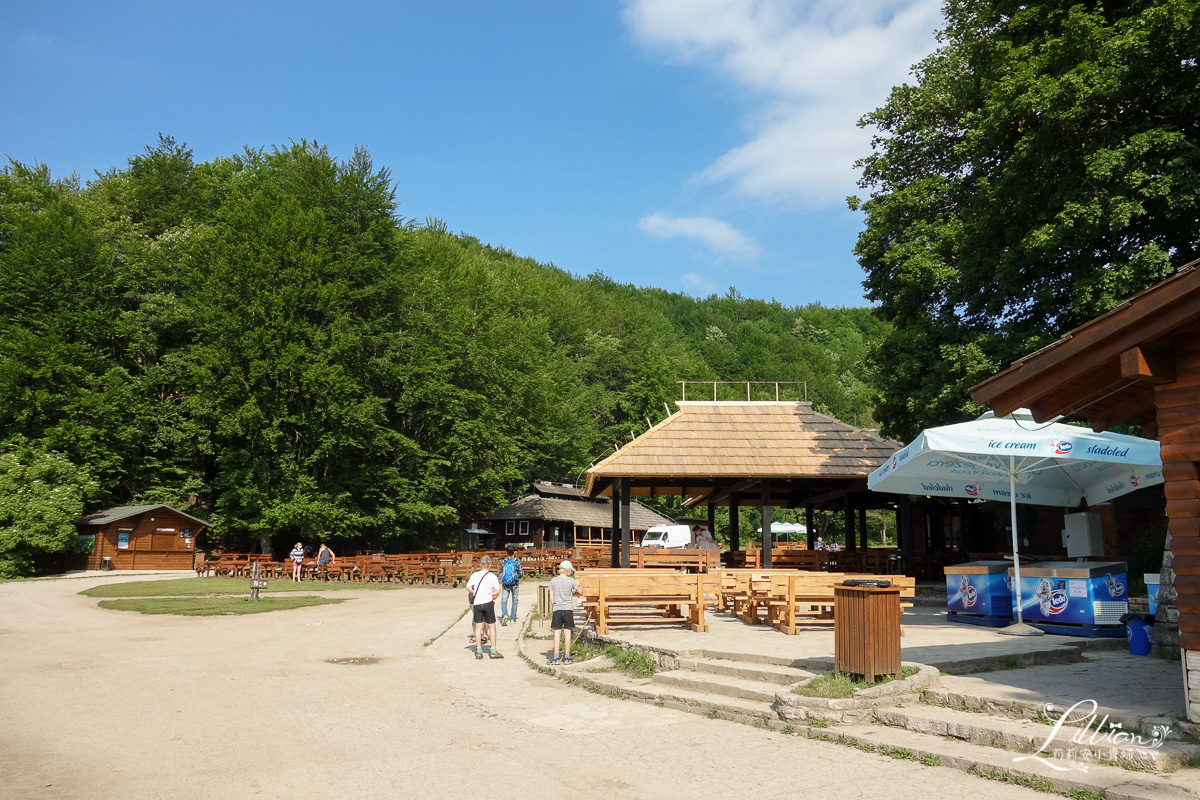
(770, 574, 916, 635)
(578, 570, 707, 634)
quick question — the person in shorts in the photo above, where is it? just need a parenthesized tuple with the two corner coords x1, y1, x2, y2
(288, 541, 305, 582)
(548, 560, 582, 666)
(467, 555, 502, 660)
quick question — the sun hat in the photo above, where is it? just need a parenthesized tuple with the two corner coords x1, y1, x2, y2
(559, 560, 575, 573)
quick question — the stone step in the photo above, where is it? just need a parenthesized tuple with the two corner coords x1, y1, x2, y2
(652, 670, 782, 703)
(675, 656, 814, 685)
(920, 684, 1182, 742)
(573, 672, 779, 724)
(874, 704, 1196, 772)
(826, 723, 1198, 800)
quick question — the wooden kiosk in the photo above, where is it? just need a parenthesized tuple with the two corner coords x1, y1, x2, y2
(73, 504, 210, 571)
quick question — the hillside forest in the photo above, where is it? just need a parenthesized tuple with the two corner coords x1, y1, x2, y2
(0, 139, 888, 575)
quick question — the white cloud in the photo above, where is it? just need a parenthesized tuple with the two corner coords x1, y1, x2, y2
(680, 272, 719, 297)
(638, 211, 762, 260)
(623, 0, 943, 208)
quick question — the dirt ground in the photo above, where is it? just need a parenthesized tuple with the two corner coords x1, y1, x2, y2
(0, 573, 1047, 799)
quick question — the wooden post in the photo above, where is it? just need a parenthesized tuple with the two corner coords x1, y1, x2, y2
(858, 506, 868, 551)
(844, 493, 856, 552)
(610, 478, 621, 568)
(761, 480, 773, 569)
(730, 501, 740, 551)
(707, 502, 716, 544)
(620, 480, 631, 569)
(899, 497, 915, 578)
(806, 505, 815, 549)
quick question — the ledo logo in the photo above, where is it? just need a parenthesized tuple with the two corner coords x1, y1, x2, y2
(965, 483, 980, 496)
(1053, 440, 1073, 456)
(1129, 474, 1140, 488)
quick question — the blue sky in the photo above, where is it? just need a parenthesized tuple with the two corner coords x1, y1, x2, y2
(2, 0, 943, 308)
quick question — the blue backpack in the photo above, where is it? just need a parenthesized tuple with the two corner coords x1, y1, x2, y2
(500, 558, 519, 586)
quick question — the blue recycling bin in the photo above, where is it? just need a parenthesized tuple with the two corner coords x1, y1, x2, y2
(1145, 573, 1161, 616)
(1123, 613, 1154, 656)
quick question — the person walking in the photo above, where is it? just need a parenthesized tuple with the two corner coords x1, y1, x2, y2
(498, 545, 524, 625)
(547, 560, 582, 666)
(288, 542, 305, 582)
(467, 555, 503, 660)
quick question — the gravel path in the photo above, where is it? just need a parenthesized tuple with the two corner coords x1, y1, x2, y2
(0, 574, 1048, 799)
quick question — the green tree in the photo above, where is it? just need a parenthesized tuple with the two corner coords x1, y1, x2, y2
(853, 0, 1200, 440)
(0, 439, 98, 576)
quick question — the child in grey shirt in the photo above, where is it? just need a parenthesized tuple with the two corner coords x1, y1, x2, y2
(547, 560, 582, 666)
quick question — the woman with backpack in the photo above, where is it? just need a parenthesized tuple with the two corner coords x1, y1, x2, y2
(499, 544, 524, 625)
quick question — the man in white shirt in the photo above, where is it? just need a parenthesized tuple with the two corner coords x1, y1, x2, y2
(467, 555, 503, 660)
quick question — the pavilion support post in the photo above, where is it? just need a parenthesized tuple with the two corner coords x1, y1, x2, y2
(610, 478, 621, 568)
(761, 480, 773, 569)
(707, 502, 716, 542)
(844, 494, 856, 552)
(620, 480, 631, 569)
(730, 501, 740, 551)
(805, 505, 814, 549)
(858, 506, 868, 551)
(899, 497, 915, 578)
(958, 499, 972, 555)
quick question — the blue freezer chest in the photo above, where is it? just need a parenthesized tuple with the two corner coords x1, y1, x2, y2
(1010, 561, 1128, 637)
(945, 561, 1014, 627)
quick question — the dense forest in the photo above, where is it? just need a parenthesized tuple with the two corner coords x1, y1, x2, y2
(0, 138, 888, 575)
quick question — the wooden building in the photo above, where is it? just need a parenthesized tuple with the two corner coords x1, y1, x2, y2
(970, 262, 1200, 718)
(585, 400, 905, 568)
(481, 482, 674, 549)
(72, 505, 210, 571)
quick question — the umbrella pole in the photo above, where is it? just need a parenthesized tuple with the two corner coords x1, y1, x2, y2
(999, 455, 1043, 636)
(1011, 465, 1023, 625)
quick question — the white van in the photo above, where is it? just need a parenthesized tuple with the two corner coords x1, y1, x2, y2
(640, 524, 693, 549)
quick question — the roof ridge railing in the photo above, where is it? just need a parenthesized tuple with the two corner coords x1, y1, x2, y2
(678, 381, 809, 402)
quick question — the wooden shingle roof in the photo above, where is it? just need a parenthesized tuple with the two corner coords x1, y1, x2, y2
(481, 483, 673, 530)
(76, 504, 211, 528)
(585, 402, 901, 500)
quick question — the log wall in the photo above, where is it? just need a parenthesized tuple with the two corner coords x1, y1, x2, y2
(82, 509, 199, 571)
(1159, 326, 1200, 656)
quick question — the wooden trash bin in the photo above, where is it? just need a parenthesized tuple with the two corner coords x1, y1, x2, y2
(834, 583, 901, 683)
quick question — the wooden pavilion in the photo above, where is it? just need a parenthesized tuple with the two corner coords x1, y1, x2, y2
(584, 400, 905, 568)
(970, 262, 1200, 718)
(480, 481, 674, 548)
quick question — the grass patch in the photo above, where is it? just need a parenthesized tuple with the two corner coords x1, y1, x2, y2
(792, 667, 920, 698)
(81, 577, 399, 598)
(567, 642, 657, 678)
(880, 744, 916, 760)
(97, 595, 343, 616)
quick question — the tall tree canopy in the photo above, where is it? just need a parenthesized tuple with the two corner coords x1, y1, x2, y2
(0, 136, 892, 571)
(853, 0, 1200, 440)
